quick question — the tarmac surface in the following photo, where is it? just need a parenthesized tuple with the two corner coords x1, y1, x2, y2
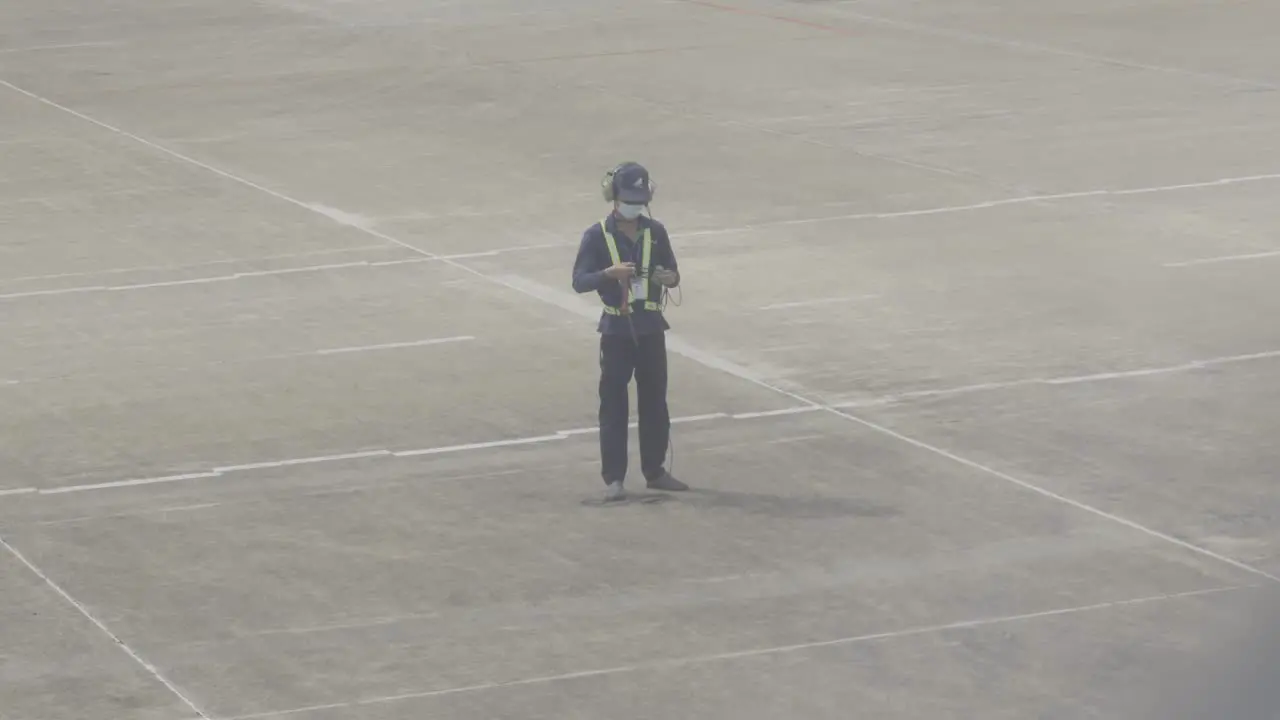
(2, 1, 1279, 718)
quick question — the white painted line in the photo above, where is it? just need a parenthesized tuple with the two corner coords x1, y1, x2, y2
(556, 426, 601, 436)
(230, 261, 372, 279)
(157, 502, 223, 513)
(0, 41, 122, 54)
(670, 412, 730, 424)
(732, 407, 822, 420)
(1052, 352, 1280, 383)
(367, 243, 574, 266)
(214, 451, 393, 473)
(1110, 175, 1280, 194)
(836, 380, 1042, 408)
(434, 250, 500, 260)
(834, 349, 1280, 407)
(302, 202, 377, 231)
(680, 173, 1280, 239)
(759, 295, 879, 311)
(39, 472, 223, 495)
(366, 257, 434, 268)
(313, 337, 474, 355)
(11, 74, 1271, 585)
(107, 275, 239, 291)
(393, 435, 568, 457)
(0, 487, 36, 497)
(1045, 367, 1192, 385)
(1045, 350, 1280, 384)
(0, 285, 108, 300)
(223, 584, 1251, 719)
(1164, 250, 1280, 268)
(0, 535, 211, 719)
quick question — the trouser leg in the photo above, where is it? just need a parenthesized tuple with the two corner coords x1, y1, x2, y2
(598, 333, 635, 485)
(634, 331, 670, 481)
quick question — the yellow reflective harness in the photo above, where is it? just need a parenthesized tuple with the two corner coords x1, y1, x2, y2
(600, 219, 661, 315)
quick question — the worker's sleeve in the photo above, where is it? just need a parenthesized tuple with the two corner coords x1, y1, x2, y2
(572, 229, 606, 293)
(654, 225, 680, 287)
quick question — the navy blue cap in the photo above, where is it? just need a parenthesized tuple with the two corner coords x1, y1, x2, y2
(612, 162, 652, 204)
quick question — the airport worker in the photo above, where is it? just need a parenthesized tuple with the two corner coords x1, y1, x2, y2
(571, 161, 688, 502)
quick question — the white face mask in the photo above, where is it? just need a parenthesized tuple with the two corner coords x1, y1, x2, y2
(616, 203, 645, 220)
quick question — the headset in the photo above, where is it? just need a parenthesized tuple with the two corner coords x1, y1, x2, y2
(600, 162, 657, 204)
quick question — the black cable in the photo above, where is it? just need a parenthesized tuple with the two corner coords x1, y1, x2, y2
(668, 433, 675, 476)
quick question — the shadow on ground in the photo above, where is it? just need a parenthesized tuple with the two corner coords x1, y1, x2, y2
(580, 488, 898, 520)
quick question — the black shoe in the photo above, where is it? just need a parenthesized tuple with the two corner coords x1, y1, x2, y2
(646, 472, 688, 492)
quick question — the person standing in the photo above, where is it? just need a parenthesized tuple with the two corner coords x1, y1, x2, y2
(572, 161, 688, 502)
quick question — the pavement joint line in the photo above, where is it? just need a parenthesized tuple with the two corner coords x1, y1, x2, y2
(0, 534, 212, 719)
(221, 583, 1256, 719)
(6, 76, 1275, 585)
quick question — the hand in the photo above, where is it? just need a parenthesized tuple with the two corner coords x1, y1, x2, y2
(653, 267, 678, 287)
(604, 262, 635, 281)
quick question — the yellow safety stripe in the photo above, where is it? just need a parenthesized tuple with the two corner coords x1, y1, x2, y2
(600, 220, 622, 266)
(640, 225, 652, 275)
(599, 219, 659, 314)
(602, 302, 661, 315)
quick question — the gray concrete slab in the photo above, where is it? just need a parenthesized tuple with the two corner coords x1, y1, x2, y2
(504, 195, 1280, 403)
(0, 551, 193, 720)
(2, 0, 1279, 719)
(237, 586, 1276, 720)
(809, 0, 1280, 88)
(2, 331, 796, 487)
(856, 361, 1280, 576)
(0, 412, 1257, 718)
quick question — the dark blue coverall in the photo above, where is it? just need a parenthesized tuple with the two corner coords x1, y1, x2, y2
(571, 213, 679, 486)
